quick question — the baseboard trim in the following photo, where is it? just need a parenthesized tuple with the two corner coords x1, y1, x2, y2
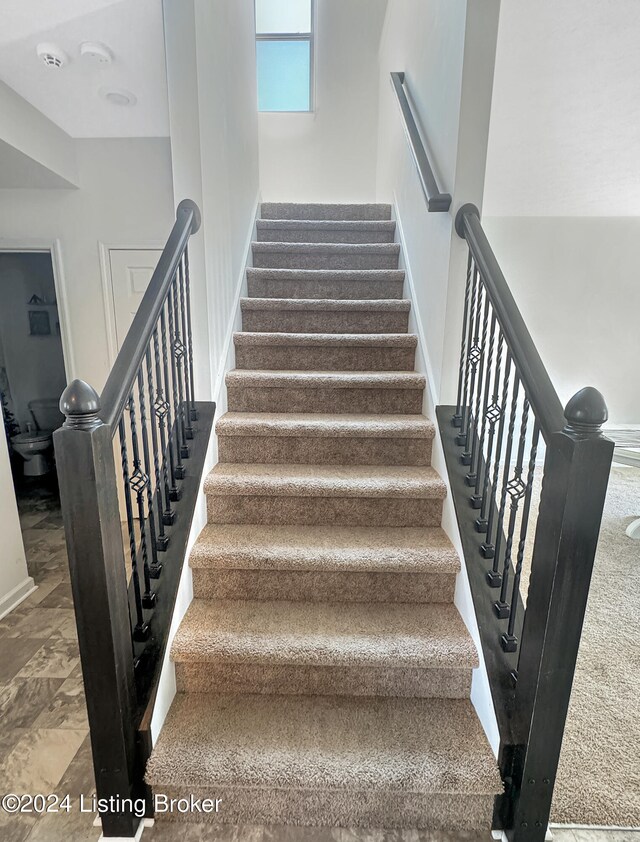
(0, 576, 37, 620)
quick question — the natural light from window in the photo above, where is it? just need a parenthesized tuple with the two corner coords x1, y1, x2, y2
(255, 0, 313, 112)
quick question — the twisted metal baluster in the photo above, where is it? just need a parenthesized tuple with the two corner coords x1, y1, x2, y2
(476, 330, 505, 532)
(487, 374, 521, 587)
(466, 289, 491, 488)
(127, 392, 156, 609)
(481, 350, 512, 565)
(167, 282, 188, 469)
(154, 320, 177, 512)
(456, 259, 479, 447)
(453, 251, 474, 427)
(494, 397, 530, 619)
(502, 420, 540, 653)
(137, 368, 162, 577)
(461, 272, 484, 465)
(146, 344, 170, 546)
(178, 255, 193, 439)
(161, 303, 184, 492)
(470, 311, 498, 508)
(184, 245, 197, 422)
(118, 415, 149, 642)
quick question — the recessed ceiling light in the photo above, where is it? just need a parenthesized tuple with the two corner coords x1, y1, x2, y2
(80, 41, 113, 65)
(36, 43, 69, 69)
(99, 87, 137, 107)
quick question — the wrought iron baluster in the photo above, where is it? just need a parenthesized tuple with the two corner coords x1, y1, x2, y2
(137, 368, 163, 576)
(183, 245, 197, 422)
(470, 311, 497, 509)
(161, 304, 184, 493)
(502, 420, 540, 653)
(476, 331, 505, 533)
(118, 415, 149, 642)
(147, 342, 171, 542)
(167, 281, 188, 469)
(466, 289, 491, 490)
(486, 373, 521, 588)
(153, 322, 176, 517)
(178, 255, 193, 439)
(494, 396, 530, 619)
(461, 273, 485, 465)
(453, 251, 473, 428)
(456, 258, 479, 448)
(127, 392, 156, 609)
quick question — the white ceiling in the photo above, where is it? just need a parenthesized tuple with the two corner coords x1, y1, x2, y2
(483, 0, 640, 216)
(0, 0, 169, 138)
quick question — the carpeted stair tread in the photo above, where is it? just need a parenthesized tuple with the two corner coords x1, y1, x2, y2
(145, 693, 501, 796)
(240, 297, 411, 313)
(252, 242, 400, 271)
(234, 332, 417, 348)
(189, 523, 459, 573)
(205, 463, 447, 500)
(171, 599, 477, 669)
(216, 412, 434, 439)
(253, 242, 400, 257)
(225, 369, 426, 390)
(256, 219, 396, 243)
(260, 202, 392, 220)
(246, 268, 406, 300)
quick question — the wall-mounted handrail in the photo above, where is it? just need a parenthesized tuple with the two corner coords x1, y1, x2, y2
(455, 204, 565, 439)
(390, 71, 452, 212)
(100, 199, 201, 430)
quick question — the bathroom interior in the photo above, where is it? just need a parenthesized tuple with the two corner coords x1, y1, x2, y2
(0, 251, 68, 569)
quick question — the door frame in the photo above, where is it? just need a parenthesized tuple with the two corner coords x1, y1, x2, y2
(98, 241, 164, 366)
(0, 238, 75, 381)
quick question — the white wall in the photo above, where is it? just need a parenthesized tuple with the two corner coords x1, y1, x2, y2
(0, 253, 67, 429)
(484, 0, 640, 218)
(155, 0, 261, 741)
(0, 138, 175, 393)
(0, 430, 34, 618)
(258, 0, 387, 202)
(483, 217, 640, 425)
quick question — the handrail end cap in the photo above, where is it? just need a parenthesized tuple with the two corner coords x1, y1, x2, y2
(455, 203, 480, 238)
(177, 199, 201, 235)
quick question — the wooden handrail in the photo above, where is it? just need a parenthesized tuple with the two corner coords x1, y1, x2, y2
(390, 72, 452, 212)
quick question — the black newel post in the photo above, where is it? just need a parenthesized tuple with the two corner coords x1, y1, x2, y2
(54, 380, 139, 839)
(506, 387, 614, 842)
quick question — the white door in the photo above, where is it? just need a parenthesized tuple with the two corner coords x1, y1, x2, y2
(108, 249, 162, 349)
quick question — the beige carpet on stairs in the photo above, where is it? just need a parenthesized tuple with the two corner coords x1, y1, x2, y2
(145, 201, 502, 830)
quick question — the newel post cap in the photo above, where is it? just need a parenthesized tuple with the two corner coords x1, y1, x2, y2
(60, 379, 102, 430)
(177, 198, 201, 235)
(564, 386, 608, 435)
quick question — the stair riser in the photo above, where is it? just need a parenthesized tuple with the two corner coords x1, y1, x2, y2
(227, 385, 424, 414)
(154, 787, 494, 831)
(218, 435, 432, 466)
(191, 569, 457, 604)
(247, 277, 405, 300)
(253, 251, 399, 271)
(256, 228, 395, 244)
(235, 344, 415, 372)
(207, 495, 444, 527)
(241, 309, 409, 334)
(175, 662, 471, 699)
(261, 202, 392, 220)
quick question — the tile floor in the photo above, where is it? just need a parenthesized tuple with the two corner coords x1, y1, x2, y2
(0, 482, 637, 842)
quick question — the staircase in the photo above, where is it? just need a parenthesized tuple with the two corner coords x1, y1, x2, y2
(145, 202, 501, 831)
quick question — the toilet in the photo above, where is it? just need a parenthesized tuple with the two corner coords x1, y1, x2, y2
(11, 398, 64, 477)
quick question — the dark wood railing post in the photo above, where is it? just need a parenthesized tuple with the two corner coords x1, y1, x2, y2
(506, 387, 614, 842)
(54, 379, 139, 839)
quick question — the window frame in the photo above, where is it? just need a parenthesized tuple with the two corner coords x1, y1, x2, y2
(255, 0, 315, 114)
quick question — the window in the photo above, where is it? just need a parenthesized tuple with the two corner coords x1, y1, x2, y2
(255, 0, 314, 112)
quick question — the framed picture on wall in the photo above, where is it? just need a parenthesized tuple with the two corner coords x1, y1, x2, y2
(28, 309, 51, 336)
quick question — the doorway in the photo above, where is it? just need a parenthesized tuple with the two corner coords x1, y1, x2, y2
(0, 249, 70, 613)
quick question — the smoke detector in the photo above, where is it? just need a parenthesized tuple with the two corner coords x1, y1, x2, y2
(99, 87, 137, 107)
(36, 43, 69, 69)
(80, 41, 113, 66)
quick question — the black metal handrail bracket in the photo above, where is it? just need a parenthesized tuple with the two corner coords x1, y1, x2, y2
(438, 202, 614, 841)
(390, 72, 452, 212)
(54, 199, 215, 838)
